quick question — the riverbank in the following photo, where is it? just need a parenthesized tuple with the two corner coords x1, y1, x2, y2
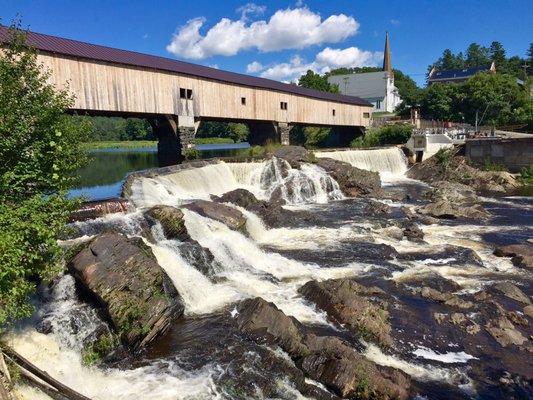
(82, 138, 241, 150)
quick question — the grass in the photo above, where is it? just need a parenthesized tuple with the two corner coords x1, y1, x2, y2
(82, 140, 157, 150)
(194, 137, 235, 145)
(482, 158, 508, 172)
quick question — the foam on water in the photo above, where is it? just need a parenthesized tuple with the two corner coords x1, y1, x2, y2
(130, 158, 342, 208)
(412, 346, 478, 364)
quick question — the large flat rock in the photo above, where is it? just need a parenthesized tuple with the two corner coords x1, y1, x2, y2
(69, 233, 183, 349)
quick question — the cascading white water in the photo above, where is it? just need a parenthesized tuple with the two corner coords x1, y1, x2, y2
(130, 158, 343, 208)
(315, 147, 408, 175)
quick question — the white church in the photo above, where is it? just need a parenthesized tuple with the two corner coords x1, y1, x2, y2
(327, 33, 401, 113)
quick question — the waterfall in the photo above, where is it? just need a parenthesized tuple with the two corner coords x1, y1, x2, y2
(315, 147, 408, 175)
(129, 158, 343, 208)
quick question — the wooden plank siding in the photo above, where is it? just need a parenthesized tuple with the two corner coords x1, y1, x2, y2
(36, 52, 372, 127)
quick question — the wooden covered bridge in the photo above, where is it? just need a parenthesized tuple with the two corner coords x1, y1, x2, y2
(0, 26, 373, 162)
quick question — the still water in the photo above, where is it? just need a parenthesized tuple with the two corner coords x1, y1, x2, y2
(70, 143, 251, 200)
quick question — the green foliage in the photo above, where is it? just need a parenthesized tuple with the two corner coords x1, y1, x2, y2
(248, 145, 266, 158)
(0, 23, 87, 328)
(351, 125, 412, 148)
(183, 148, 201, 160)
(196, 121, 249, 143)
(482, 158, 507, 172)
(420, 82, 464, 121)
(289, 125, 332, 148)
(434, 147, 454, 169)
(298, 70, 339, 93)
(72, 115, 154, 142)
(194, 137, 234, 145)
(82, 333, 119, 365)
(519, 165, 533, 185)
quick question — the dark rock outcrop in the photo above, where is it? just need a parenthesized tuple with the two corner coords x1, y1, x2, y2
(301, 334, 410, 400)
(418, 181, 489, 220)
(214, 188, 319, 228)
(494, 244, 533, 271)
(236, 297, 307, 358)
(145, 205, 188, 240)
(299, 279, 392, 346)
(236, 297, 410, 400)
(316, 157, 382, 198)
(406, 147, 519, 195)
(69, 233, 183, 349)
(401, 221, 424, 241)
(183, 200, 246, 231)
(273, 145, 312, 168)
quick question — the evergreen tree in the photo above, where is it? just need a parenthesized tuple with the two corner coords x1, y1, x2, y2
(465, 43, 491, 67)
(489, 41, 506, 66)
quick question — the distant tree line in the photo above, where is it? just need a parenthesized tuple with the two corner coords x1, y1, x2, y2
(72, 115, 154, 142)
(196, 121, 249, 143)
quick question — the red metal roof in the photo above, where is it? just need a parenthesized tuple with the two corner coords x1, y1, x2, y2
(0, 26, 372, 107)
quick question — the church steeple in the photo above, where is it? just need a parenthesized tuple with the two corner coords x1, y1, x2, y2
(383, 31, 392, 74)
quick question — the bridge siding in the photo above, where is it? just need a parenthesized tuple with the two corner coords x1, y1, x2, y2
(37, 53, 371, 127)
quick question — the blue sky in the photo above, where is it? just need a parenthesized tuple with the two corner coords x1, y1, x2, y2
(2, 0, 532, 86)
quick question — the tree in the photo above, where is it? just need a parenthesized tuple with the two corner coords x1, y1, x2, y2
(420, 83, 463, 121)
(0, 23, 89, 327)
(528, 42, 533, 64)
(489, 41, 506, 66)
(462, 72, 528, 126)
(465, 43, 490, 67)
(298, 70, 339, 93)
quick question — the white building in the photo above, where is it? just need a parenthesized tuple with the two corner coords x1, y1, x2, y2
(327, 33, 401, 113)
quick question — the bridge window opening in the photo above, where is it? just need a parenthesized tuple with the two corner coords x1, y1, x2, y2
(179, 88, 186, 99)
(332, 109, 336, 116)
(363, 112, 370, 118)
(241, 97, 246, 105)
(280, 101, 288, 110)
(186, 89, 193, 99)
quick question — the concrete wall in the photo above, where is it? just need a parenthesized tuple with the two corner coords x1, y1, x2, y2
(465, 137, 533, 172)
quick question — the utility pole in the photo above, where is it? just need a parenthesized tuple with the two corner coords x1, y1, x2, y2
(475, 110, 478, 133)
(522, 61, 529, 82)
(343, 77, 349, 94)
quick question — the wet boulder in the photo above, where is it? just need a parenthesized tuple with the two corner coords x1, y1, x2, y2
(401, 221, 424, 241)
(480, 301, 528, 347)
(414, 286, 473, 309)
(490, 282, 531, 305)
(301, 334, 410, 400)
(68, 233, 183, 349)
(145, 205, 188, 240)
(299, 279, 392, 346)
(236, 297, 410, 400)
(236, 297, 308, 358)
(315, 157, 382, 198)
(418, 181, 489, 220)
(214, 188, 319, 228)
(418, 200, 489, 220)
(494, 243, 533, 271)
(183, 200, 246, 231)
(364, 199, 391, 215)
(273, 145, 311, 168)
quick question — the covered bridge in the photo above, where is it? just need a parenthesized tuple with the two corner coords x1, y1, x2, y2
(0, 26, 373, 162)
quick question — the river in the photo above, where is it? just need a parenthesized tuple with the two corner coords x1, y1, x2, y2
(7, 147, 533, 400)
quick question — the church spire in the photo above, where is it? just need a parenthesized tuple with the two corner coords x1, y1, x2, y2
(383, 31, 392, 74)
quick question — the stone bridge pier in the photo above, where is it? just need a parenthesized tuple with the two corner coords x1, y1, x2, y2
(248, 121, 291, 146)
(148, 115, 197, 166)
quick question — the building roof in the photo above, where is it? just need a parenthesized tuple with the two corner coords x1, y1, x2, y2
(0, 26, 372, 107)
(327, 71, 392, 100)
(428, 64, 493, 82)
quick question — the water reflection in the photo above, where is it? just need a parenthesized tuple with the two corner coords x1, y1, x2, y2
(71, 143, 250, 200)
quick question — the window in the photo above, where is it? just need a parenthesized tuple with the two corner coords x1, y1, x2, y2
(241, 97, 246, 105)
(375, 100, 381, 109)
(332, 109, 336, 116)
(363, 112, 370, 118)
(180, 88, 193, 99)
(280, 101, 288, 110)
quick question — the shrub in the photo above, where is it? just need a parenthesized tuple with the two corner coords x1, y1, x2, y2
(183, 148, 201, 160)
(482, 158, 507, 172)
(350, 125, 412, 148)
(0, 23, 89, 329)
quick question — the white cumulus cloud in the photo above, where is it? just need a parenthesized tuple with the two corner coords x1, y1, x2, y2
(246, 61, 264, 73)
(166, 6, 359, 59)
(256, 47, 382, 82)
(237, 3, 267, 21)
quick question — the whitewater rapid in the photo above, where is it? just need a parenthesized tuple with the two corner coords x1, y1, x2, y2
(10, 147, 529, 400)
